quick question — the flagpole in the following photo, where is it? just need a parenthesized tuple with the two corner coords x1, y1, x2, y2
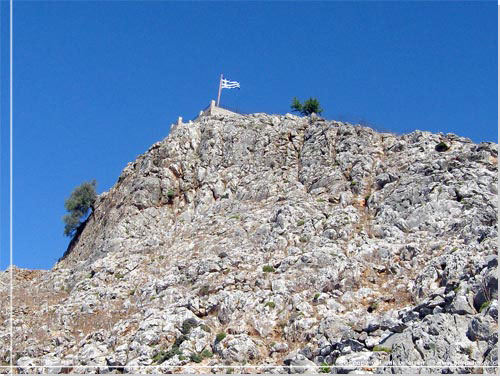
(216, 73, 223, 107)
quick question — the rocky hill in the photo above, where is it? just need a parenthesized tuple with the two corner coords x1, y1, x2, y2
(1, 111, 498, 374)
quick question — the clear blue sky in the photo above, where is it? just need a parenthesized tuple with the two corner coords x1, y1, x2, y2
(1, 1, 497, 270)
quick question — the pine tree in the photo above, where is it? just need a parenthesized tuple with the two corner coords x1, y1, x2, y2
(291, 97, 303, 113)
(63, 180, 97, 237)
(290, 97, 323, 116)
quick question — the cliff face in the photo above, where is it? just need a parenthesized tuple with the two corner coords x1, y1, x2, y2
(2, 112, 498, 373)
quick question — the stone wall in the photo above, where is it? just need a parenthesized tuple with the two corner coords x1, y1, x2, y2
(172, 100, 241, 132)
(198, 100, 240, 119)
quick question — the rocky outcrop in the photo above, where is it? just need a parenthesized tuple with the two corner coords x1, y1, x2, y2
(1, 112, 497, 374)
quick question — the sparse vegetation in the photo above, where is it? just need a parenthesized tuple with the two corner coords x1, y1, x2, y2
(152, 336, 186, 364)
(152, 346, 181, 364)
(152, 351, 167, 363)
(435, 142, 450, 152)
(262, 265, 275, 273)
(369, 301, 379, 312)
(373, 345, 392, 353)
(289, 311, 304, 322)
(63, 180, 97, 237)
(190, 353, 202, 363)
(200, 324, 211, 333)
(265, 301, 276, 309)
(479, 301, 491, 312)
(167, 189, 175, 204)
(198, 285, 211, 296)
(297, 220, 305, 226)
(201, 349, 213, 358)
(216, 332, 227, 342)
(466, 345, 474, 356)
(181, 318, 198, 335)
(319, 362, 331, 373)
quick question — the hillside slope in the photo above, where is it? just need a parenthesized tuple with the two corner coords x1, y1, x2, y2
(1, 112, 498, 374)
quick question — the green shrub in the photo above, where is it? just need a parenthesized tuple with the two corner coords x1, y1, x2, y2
(435, 142, 450, 152)
(165, 345, 182, 360)
(373, 345, 392, 353)
(265, 301, 276, 309)
(166, 189, 175, 204)
(291, 97, 323, 116)
(181, 318, 198, 335)
(479, 301, 491, 312)
(262, 265, 275, 273)
(201, 349, 213, 358)
(151, 344, 183, 364)
(63, 180, 97, 236)
(297, 220, 305, 226)
(216, 332, 226, 342)
(319, 362, 331, 373)
(190, 353, 202, 363)
(313, 293, 320, 300)
(151, 351, 166, 363)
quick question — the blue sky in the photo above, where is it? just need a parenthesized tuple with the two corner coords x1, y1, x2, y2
(1, 1, 497, 270)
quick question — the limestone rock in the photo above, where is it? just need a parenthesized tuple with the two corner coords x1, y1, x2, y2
(1, 112, 497, 374)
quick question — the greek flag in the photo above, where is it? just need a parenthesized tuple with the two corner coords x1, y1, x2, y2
(221, 78, 240, 89)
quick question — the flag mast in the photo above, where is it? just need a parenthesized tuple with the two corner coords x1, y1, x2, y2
(216, 73, 223, 107)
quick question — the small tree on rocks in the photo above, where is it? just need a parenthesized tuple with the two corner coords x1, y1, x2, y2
(291, 97, 323, 116)
(63, 180, 97, 237)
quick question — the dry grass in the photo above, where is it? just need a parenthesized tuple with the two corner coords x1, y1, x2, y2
(70, 298, 139, 340)
(10, 270, 143, 359)
(359, 267, 413, 311)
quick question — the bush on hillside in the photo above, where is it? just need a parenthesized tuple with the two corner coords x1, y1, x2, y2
(63, 180, 97, 237)
(291, 97, 323, 116)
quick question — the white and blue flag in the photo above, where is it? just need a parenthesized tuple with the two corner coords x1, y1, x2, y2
(221, 78, 240, 89)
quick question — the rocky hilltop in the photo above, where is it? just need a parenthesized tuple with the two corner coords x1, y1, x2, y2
(1, 111, 498, 374)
